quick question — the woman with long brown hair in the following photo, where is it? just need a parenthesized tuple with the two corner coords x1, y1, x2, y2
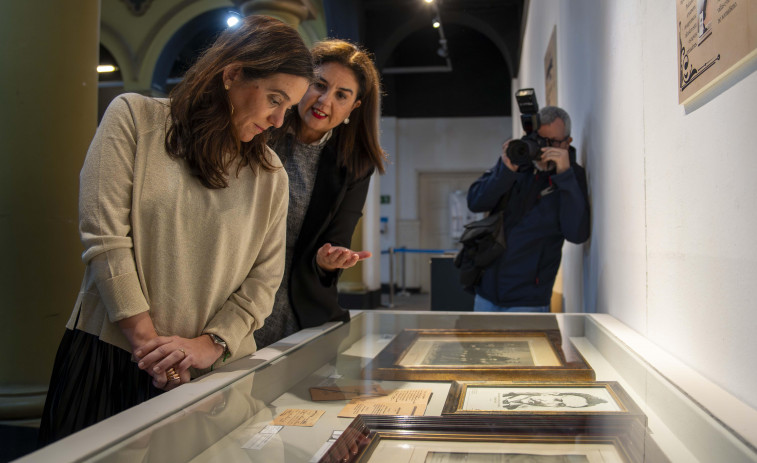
(38, 16, 313, 444)
(254, 39, 386, 348)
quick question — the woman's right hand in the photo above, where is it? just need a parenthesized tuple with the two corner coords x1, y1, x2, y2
(134, 334, 225, 390)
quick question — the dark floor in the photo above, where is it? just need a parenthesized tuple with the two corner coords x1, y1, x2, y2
(0, 423, 39, 463)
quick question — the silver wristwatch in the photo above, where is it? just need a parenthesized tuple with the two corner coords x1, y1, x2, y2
(207, 333, 229, 361)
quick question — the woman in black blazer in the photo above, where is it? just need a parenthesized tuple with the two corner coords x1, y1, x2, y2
(255, 39, 386, 348)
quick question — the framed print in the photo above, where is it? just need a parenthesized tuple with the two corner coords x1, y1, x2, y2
(362, 329, 594, 382)
(319, 415, 647, 463)
(441, 381, 646, 426)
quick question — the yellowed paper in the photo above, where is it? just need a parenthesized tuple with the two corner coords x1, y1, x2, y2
(271, 409, 325, 426)
(337, 401, 426, 418)
(337, 389, 432, 418)
(379, 388, 432, 404)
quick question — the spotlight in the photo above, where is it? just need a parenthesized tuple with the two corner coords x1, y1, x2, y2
(97, 65, 117, 73)
(424, 0, 434, 3)
(226, 15, 240, 27)
(432, 18, 440, 28)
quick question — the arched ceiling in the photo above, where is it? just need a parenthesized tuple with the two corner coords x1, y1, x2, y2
(324, 0, 525, 118)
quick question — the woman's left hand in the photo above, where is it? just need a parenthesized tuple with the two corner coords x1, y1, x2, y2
(135, 334, 224, 388)
(316, 243, 372, 272)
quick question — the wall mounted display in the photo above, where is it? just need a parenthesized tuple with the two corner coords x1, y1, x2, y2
(545, 25, 558, 106)
(676, 0, 757, 103)
(441, 381, 646, 426)
(319, 415, 647, 463)
(362, 329, 594, 381)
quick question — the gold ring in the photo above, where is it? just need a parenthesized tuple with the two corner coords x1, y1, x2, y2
(166, 367, 180, 382)
(179, 348, 186, 357)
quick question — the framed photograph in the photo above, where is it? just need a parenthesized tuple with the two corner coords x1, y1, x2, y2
(441, 381, 646, 425)
(319, 415, 647, 463)
(362, 329, 594, 382)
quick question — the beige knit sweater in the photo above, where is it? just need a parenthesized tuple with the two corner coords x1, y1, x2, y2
(66, 93, 287, 370)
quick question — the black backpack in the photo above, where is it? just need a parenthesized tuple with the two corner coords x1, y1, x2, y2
(453, 193, 509, 293)
(454, 174, 547, 293)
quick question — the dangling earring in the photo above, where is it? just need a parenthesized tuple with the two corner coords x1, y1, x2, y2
(343, 117, 350, 125)
(231, 103, 235, 115)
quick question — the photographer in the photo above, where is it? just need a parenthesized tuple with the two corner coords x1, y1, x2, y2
(467, 105, 590, 312)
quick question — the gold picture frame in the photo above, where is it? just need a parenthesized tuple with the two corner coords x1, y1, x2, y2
(362, 329, 594, 382)
(442, 381, 646, 425)
(319, 415, 648, 463)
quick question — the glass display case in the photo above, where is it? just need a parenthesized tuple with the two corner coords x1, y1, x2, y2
(20, 311, 757, 462)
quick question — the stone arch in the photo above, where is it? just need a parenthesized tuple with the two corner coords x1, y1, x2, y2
(100, 23, 136, 84)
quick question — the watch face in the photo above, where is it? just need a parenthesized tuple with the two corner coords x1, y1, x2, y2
(210, 334, 226, 347)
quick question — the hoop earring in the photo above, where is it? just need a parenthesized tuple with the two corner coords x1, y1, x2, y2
(343, 117, 350, 125)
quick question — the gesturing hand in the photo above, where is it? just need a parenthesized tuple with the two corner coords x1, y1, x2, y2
(316, 243, 372, 272)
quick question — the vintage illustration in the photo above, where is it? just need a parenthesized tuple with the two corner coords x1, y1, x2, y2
(677, 0, 757, 103)
(362, 329, 595, 382)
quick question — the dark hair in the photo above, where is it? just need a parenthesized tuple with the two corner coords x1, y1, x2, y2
(166, 15, 314, 189)
(271, 39, 386, 179)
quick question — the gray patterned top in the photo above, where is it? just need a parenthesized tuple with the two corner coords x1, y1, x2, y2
(254, 131, 331, 349)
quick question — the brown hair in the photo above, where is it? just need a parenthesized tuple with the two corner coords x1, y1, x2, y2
(166, 15, 314, 189)
(271, 39, 386, 179)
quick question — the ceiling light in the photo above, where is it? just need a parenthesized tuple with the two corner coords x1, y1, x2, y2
(226, 15, 240, 27)
(97, 65, 117, 73)
(424, 0, 434, 3)
(432, 19, 440, 28)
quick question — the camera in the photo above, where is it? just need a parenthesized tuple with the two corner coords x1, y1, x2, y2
(506, 88, 545, 167)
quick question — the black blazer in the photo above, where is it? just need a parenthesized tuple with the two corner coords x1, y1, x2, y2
(288, 139, 373, 328)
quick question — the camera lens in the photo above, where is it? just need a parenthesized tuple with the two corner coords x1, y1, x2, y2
(506, 135, 543, 166)
(506, 140, 532, 166)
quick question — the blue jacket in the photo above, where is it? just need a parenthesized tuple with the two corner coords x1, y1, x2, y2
(467, 150, 590, 307)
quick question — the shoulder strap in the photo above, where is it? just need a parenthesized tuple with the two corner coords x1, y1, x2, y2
(490, 189, 511, 215)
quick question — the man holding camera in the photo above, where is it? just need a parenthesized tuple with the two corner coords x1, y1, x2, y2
(466, 105, 590, 312)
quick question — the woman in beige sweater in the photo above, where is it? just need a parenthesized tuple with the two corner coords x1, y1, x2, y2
(38, 16, 313, 445)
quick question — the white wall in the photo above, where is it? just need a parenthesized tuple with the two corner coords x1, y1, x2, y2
(378, 116, 511, 285)
(520, 1, 757, 409)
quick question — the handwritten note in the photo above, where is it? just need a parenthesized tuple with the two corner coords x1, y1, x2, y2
(272, 409, 325, 427)
(337, 389, 432, 418)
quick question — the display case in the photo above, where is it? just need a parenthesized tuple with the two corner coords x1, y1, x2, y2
(20, 312, 757, 462)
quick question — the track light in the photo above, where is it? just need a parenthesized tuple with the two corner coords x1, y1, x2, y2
(432, 17, 440, 28)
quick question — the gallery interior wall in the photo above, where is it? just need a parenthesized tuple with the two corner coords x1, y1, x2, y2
(378, 116, 511, 286)
(519, 1, 757, 410)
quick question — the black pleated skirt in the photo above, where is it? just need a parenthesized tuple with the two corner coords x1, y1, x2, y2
(37, 329, 163, 447)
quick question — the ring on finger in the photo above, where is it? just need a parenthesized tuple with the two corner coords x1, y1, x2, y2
(179, 348, 186, 358)
(166, 367, 180, 382)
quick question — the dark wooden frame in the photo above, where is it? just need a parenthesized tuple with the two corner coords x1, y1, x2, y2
(442, 381, 646, 425)
(319, 414, 647, 463)
(361, 329, 594, 382)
